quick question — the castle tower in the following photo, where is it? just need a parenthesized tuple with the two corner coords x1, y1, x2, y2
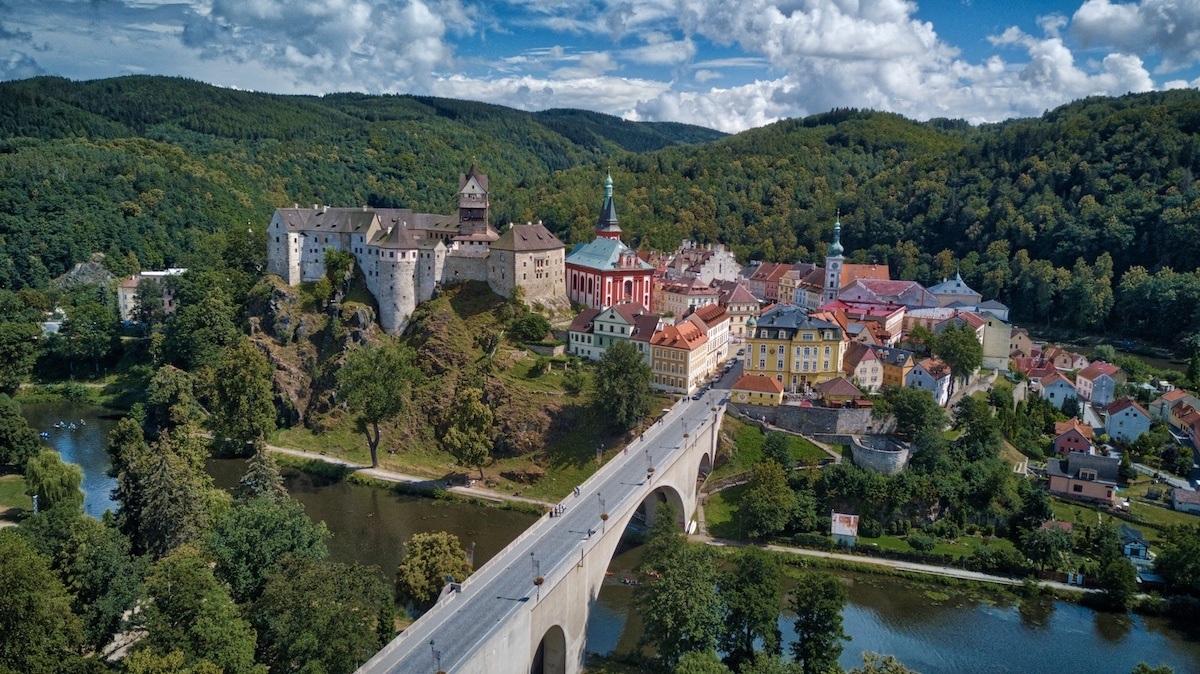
(595, 173, 622, 240)
(458, 165, 490, 236)
(369, 224, 419, 334)
(822, 215, 845, 304)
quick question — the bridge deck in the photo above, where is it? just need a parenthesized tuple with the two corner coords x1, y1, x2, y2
(358, 385, 729, 674)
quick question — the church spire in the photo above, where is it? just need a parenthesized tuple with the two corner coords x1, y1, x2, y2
(829, 211, 844, 257)
(595, 172, 621, 239)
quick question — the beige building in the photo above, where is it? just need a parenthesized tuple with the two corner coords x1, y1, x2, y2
(116, 268, 186, 323)
(718, 282, 759, 339)
(488, 222, 568, 308)
(651, 319, 709, 395)
(686, 304, 732, 378)
(656, 277, 719, 317)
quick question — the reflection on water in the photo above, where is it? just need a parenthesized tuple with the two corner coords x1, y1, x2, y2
(589, 548, 1200, 674)
(207, 458, 539, 585)
(20, 401, 121, 519)
(22, 400, 1200, 674)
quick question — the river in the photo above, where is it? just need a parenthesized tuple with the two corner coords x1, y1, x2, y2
(24, 401, 1200, 673)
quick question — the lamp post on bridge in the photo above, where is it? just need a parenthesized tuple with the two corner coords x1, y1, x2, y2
(598, 493, 607, 532)
(430, 640, 441, 674)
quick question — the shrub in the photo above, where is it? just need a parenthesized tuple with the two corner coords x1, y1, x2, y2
(906, 532, 936, 553)
(793, 533, 835, 551)
(510, 313, 551, 342)
(858, 517, 883, 538)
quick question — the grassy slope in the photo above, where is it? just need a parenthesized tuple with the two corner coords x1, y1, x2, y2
(709, 415, 827, 480)
(0, 473, 31, 521)
(276, 282, 667, 501)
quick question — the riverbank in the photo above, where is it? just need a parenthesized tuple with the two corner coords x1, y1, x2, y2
(266, 444, 553, 510)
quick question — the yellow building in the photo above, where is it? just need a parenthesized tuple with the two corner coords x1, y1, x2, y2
(731, 374, 785, 406)
(650, 319, 709, 395)
(744, 304, 846, 392)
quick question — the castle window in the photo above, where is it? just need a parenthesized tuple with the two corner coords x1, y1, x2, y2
(275, 237, 280, 242)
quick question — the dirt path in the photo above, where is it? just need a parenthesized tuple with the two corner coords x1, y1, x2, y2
(694, 535, 1095, 594)
(263, 443, 555, 508)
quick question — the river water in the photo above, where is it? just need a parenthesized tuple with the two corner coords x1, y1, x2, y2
(25, 401, 1200, 673)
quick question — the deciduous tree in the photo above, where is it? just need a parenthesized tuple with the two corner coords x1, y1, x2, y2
(254, 555, 395, 674)
(24, 449, 83, 512)
(0, 321, 39, 394)
(135, 545, 261, 674)
(211, 339, 276, 455)
(718, 547, 783, 671)
(639, 544, 723, 668)
(593, 339, 652, 432)
(933, 322, 982, 395)
(394, 531, 473, 613)
(0, 529, 84, 673)
(441, 387, 494, 480)
(205, 496, 329, 604)
(737, 459, 797, 539)
(336, 340, 422, 468)
(789, 571, 849, 674)
(0, 393, 40, 469)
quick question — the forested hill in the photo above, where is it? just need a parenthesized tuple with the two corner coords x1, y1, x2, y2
(0, 75, 722, 288)
(4, 76, 1200, 340)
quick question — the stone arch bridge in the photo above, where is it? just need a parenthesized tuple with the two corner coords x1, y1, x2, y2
(358, 391, 726, 674)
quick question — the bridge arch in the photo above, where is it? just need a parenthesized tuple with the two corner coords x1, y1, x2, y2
(530, 624, 566, 674)
(698, 451, 712, 480)
(638, 484, 686, 529)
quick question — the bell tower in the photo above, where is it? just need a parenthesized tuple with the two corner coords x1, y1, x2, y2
(822, 214, 845, 304)
(595, 173, 622, 240)
(458, 164, 490, 236)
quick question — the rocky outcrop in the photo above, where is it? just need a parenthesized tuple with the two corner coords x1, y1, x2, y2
(51, 252, 115, 290)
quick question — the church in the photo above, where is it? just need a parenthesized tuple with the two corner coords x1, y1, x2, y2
(564, 174, 655, 310)
(266, 167, 567, 333)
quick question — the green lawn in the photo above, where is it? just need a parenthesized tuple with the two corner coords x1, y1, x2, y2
(709, 416, 828, 480)
(854, 532, 1017, 560)
(703, 484, 746, 539)
(0, 474, 31, 521)
(1048, 493, 1199, 546)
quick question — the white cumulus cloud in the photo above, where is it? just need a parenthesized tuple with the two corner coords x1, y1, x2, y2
(1072, 0, 1200, 72)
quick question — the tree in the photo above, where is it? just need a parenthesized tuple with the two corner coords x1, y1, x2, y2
(253, 555, 395, 674)
(0, 529, 84, 673)
(135, 428, 228, 558)
(789, 570, 849, 674)
(0, 321, 39, 394)
(1131, 664, 1174, 674)
(904, 323, 936, 355)
(441, 387, 494, 480)
(510, 312, 551, 342)
(238, 446, 288, 503)
(642, 500, 685, 574)
(762, 431, 792, 468)
(563, 367, 587, 395)
(211, 339, 277, 454)
(877, 386, 945, 438)
(205, 496, 329, 604)
(1010, 484, 1053, 536)
(592, 339, 652, 432)
(18, 507, 146, 651)
(1019, 525, 1072, 573)
(164, 286, 240, 370)
(0, 393, 40, 468)
(674, 650, 731, 674)
(134, 276, 166, 329)
(933, 322, 982, 394)
(718, 547, 783, 671)
(738, 459, 797, 539)
(336, 340, 422, 468)
(24, 449, 84, 512)
(639, 544, 724, 668)
(394, 531, 473, 613)
(1154, 524, 1200, 597)
(1061, 395, 1081, 419)
(146, 364, 201, 432)
(907, 532, 936, 553)
(60, 300, 118, 374)
(849, 653, 920, 674)
(134, 545, 261, 674)
(324, 248, 354, 291)
(1099, 558, 1139, 612)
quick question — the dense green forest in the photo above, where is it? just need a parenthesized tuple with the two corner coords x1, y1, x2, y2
(4, 76, 1200, 341)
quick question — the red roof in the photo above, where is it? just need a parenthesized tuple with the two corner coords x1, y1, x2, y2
(692, 303, 728, 326)
(1054, 418, 1094, 440)
(841, 263, 890, 282)
(1079, 361, 1122, 381)
(1040, 371, 1075, 388)
(1107, 397, 1148, 418)
(816, 377, 863, 398)
(651, 320, 707, 350)
(1160, 388, 1189, 403)
(568, 308, 601, 332)
(732, 374, 784, 394)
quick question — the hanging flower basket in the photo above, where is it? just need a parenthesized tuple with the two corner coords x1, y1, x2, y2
(600, 513, 609, 521)
(683, 433, 690, 438)
(534, 577, 544, 586)
(647, 467, 656, 474)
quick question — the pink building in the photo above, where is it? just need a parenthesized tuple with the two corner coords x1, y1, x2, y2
(1047, 452, 1119, 505)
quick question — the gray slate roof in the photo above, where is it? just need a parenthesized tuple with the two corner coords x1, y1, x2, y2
(491, 223, 564, 252)
(754, 304, 842, 336)
(566, 237, 653, 272)
(1047, 452, 1119, 484)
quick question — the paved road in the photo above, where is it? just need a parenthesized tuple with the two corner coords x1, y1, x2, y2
(359, 383, 729, 674)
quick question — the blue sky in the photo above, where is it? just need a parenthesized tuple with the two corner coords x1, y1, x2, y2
(2, 1, 1199, 132)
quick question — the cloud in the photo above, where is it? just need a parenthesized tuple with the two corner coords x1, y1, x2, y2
(181, 0, 469, 91)
(430, 72, 670, 113)
(693, 68, 719, 82)
(1072, 0, 1200, 72)
(623, 35, 695, 65)
(0, 49, 44, 79)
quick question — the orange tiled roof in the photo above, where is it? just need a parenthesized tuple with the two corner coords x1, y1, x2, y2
(732, 374, 784, 394)
(1054, 418, 1094, 440)
(651, 321, 708, 350)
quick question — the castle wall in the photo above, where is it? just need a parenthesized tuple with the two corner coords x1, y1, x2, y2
(443, 253, 489, 287)
(299, 232, 349, 282)
(376, 256, 417, 333)
(849, 435, 910, 475)
(729, 403, 894, 436)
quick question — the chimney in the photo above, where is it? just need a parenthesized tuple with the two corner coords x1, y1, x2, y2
(312, 203, 318, 210)
(293, 203, 298, 209)
(323, 205, 329, 213)
(363, 205, 368, 211)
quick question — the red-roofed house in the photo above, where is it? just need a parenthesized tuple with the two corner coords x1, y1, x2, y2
(747, 262, 793, 303)
(1105, 397, 1151, 442)
(731, 374, 785, 406)
(816, 377, 864, 407)
(1010, 328, 1036, 359)
(838, 279, 939, 310)
(1076, 362, 1126, 405)
(1150, 388, 1196, 424)
(1054, 418, 1094, 457)
(843, 342, 883, 393)
(907, 357, 952, 406)
(1044, 346, 1089, 372)
(650, 319, 709, 395)
(717, 282, 760, 339)
(567, 308, 603, 359)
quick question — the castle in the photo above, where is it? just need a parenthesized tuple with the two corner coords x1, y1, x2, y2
(266, 167, 567, 333)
